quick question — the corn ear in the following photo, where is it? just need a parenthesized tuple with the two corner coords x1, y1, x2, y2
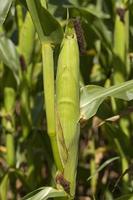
(56, 24, 80, 149)
(56, 23, 80, 197)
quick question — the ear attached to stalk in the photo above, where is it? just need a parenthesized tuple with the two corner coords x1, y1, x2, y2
(56, 21, 80, 197)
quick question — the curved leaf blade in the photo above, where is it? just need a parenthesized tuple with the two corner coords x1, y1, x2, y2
(0, 34, 20, 84)
(91, 19, 113, 51)
(0, 0, 13, 25)
(76, 5, 110, 19)
(22, 187, 67, 200)
(67, 4, 110, 19)
(114, 194, 133, 200)
(80, 80, 133, 120)
(87, 157, 119, 181)
(0, 173, 9, 200)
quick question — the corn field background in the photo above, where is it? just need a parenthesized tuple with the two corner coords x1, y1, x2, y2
(1, 0, 133, 200)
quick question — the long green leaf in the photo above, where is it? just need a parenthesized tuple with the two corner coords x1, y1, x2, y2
(67, 3, 110, 19)
(0, 0, 13, 25)
(91, 19, 112, 51)
(0, 35, 20, 84)
(87, 157, 119, 181)
(22, 187, 67, 200)
(80, 80, 133, 120)
(26, 0, 63, 44)
(0, 173, 9, 200)
(115, 194, 133, 200)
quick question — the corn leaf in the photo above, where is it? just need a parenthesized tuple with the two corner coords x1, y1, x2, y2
(114, 194, 133, 200)
(91, 19, 113, 51)
(0, 0, 13, 25)
(80, 79, 133, 120)
(0, 173, 9, 200)
(26, 0, 63, 44)
(22, 187, 66, 200)
(0, 35, 20, 84)
(67, 3, 110, 19)
(104, 123, 133, 158)
(87, 157, 119, 181)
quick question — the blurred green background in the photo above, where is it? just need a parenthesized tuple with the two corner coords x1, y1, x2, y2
(0, 0, 133, 199)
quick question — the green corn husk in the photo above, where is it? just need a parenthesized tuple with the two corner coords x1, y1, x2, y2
(56, 23, 80, 197)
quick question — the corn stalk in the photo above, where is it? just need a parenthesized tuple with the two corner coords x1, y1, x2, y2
(113, 1, 129, 186)
(3, 85, 16, 167)
(42, 43, 63, 171)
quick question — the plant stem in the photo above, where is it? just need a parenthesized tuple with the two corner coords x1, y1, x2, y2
(113, 5, 126, 84)
(19, 12, 35, 66)
(20, 73, 32, 139)
(4, 87, 16, 167)
(125, 9, 130, 76)
(112, 3, 129, 185)
(16, 4, 23, 33)
(6, 133, 15, 167)
(90, 138, 97, 194)
(42, 43, 63, 171)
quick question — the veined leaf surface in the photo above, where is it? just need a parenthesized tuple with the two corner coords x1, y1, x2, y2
(80, 80, 133, 120)
(0, 35, 20, 84)
(22, 187, 66, 200)
(0, 0, 13, 25)
(87, 157, 119, 181)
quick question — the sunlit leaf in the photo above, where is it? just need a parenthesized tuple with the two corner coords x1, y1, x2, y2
(0, 0, 13, 25)
(22, 187, 67, 200)
(0, 34, 20, 84)
(80, 80, 133, 120)
(0, 173, 9, 200)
